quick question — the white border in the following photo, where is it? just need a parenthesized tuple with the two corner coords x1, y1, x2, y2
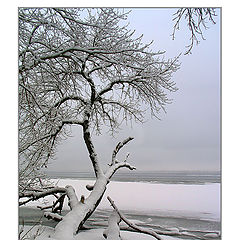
(17, 0, 222, 8)
(1, 1, 239, 239)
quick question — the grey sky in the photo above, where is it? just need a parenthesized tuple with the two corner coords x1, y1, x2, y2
(46, 8, 220, 173)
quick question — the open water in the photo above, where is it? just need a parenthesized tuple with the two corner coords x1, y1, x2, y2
(45, 170, 220, 185)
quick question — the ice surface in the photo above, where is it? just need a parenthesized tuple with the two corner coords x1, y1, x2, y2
(26, 179, 220, 221)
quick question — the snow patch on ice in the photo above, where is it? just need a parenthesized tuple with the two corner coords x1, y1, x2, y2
(25, 179, 220, 221)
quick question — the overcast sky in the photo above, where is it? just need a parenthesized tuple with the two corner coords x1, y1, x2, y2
(46, 8, 220, 173)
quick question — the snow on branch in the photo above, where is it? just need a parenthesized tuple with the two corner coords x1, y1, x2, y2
(105, 161, 136, 180)
(19, 8, 181, 187)
(103, 137, 135, 179)
(103, 210, 122, 240)
(19, 184, 79, 212)
(44, 212, 63, 221)
(19, 187, 66, 205)
(172, 8, 217, 55)
(65, 185, 79, 209)
(111, 137, 134, 165)
(18, 9, 182, 234)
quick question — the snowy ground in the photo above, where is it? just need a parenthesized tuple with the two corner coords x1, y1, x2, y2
(20, 225, 183, 240)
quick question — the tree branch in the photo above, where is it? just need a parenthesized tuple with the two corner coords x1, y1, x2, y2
(19, 187, 66, 206)
(65, 185, 79, 209)
(105, 161, 136, 180)
(111, 137, 134, 165)
(172, 8, 217, 55)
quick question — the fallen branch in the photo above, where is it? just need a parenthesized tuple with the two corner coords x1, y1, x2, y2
(107, 196, 163, 240)
(19, 187, 66, 200)
(84, 219, 220, 239)
(37, 193, 66, 214)
(19, 187, 66, 205)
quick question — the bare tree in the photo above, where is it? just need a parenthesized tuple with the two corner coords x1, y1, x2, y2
(172, 8, 217, 55)
(19, 8, 180, 239)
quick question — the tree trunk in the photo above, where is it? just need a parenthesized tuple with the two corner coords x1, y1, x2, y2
(50, 137, 135, 240)
(51, 174, 108, 240)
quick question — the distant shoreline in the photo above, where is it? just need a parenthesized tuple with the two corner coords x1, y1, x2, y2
(44, 170, 221, 185)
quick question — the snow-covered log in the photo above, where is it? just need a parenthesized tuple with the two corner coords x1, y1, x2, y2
(103, 210, 121, 240)
(51, 175, 108, 239)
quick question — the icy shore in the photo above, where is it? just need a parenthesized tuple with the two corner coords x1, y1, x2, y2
(19, 179, 220, 239)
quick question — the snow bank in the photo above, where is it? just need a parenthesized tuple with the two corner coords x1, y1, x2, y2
(27, 179, 220, 221)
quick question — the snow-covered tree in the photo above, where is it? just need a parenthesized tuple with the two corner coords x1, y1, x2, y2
(19, 8, 180, 239)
